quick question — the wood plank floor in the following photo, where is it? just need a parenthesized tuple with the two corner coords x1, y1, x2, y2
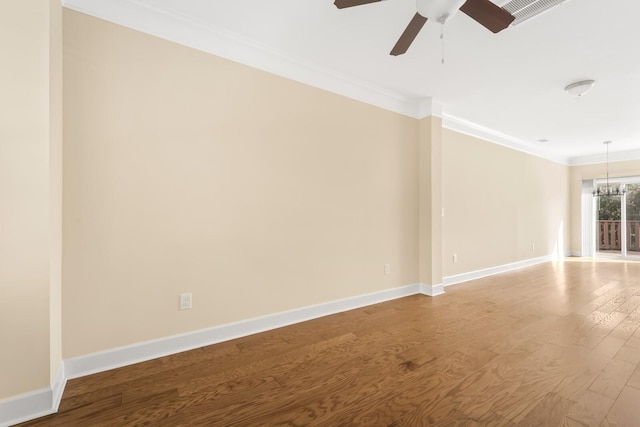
(17, 259, 640, 426)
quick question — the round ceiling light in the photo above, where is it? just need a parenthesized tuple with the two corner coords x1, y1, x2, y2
(564, 80, 596, 97)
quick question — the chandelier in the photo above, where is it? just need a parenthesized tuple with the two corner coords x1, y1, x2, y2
(593, 141, 626, 197)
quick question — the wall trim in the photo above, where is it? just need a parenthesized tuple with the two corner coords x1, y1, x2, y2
(419, 283, 445, 297)
(62, 279, 453, 381)
(61, 1, 640, 166)
(441, 114, 570, 165)
(52, 363, 67, 412)
(442, 255, 555, 287)
(61, 0, 421, 119)
(0, 388, 52, 427)
(64, 283, 422, 380)
(0, 365, 65, 427)
(0, 280, 442, 426)
(568, 149, 640, 166)
(3, 255, 559, 425)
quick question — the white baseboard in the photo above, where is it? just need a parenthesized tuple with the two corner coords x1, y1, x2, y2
(52, 363, 67, 412)
(442, 255, 554, 287)
(65, 283, 422, 380)
(419, 283, 445, 296)
(3, 254, 557, 426)
(0, 388, 52, 427)
(0, 364, 65, 427)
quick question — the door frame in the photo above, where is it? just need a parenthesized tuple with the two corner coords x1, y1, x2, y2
(586, 176, 640, 260)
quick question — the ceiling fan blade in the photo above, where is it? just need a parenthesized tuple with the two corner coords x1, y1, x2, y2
(334, 0, 381, 9)
(390, 13, 428, 56)
(459, 0, 515, 33)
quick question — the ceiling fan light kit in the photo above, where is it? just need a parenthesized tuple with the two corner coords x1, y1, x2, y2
(564, 80, 596, 97)
(417, 0, 467, 23)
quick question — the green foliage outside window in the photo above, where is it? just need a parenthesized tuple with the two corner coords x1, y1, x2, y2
(597, 184, 640, 221)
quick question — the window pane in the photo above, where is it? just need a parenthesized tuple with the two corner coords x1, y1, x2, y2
(597, 193, 622, 255)
(626, 184, 640, 257)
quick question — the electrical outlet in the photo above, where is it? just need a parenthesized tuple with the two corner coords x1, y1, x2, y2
(384, 264, 391, 275)
(532, 243, 535, 252)
(180, 293, 192, 310)
(452, 254, 458, 263)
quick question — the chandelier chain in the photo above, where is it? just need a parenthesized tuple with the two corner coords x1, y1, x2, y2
(593, 141, 626, 197)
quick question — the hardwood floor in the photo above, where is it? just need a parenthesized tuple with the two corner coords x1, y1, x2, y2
(17, 259, 640, 426)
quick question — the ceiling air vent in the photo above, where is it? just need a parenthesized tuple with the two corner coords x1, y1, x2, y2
(499, 0, 569, 26)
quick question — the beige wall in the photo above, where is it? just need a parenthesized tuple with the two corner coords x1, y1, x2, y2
(0, 4, 580, 407)
(569, 160, 640, 254)
(62, 9, 577, 359)
(62, 10, 419, 358)
(0, 0, 61, 400)
(418, 116, 443, 286)
(442, 130, 570, 277)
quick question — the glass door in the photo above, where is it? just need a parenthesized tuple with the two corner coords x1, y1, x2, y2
(626, 184, 640, 259)
(591, 178, 640, 260)
(596, 189, 623, 257)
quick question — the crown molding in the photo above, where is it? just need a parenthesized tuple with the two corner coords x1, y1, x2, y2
(57, 0, 569, 165)
(567, 149, 640, 166)
(62, 0, 424, 118)
(442, 114, 571, 165)
(63, 0, 640, 167)
(417, 98, 443, 119)
(61, 0, 558, 163)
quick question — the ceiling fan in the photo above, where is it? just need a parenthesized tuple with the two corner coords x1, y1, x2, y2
(334, 0, 516, 56)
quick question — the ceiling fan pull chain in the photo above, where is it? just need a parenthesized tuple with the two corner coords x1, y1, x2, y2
(440, 22, 445, 64)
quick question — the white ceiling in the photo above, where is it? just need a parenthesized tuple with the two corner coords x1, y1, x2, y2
(63, 0, 640, 165)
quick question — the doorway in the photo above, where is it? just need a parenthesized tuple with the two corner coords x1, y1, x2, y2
(594, 181, 640, 259)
